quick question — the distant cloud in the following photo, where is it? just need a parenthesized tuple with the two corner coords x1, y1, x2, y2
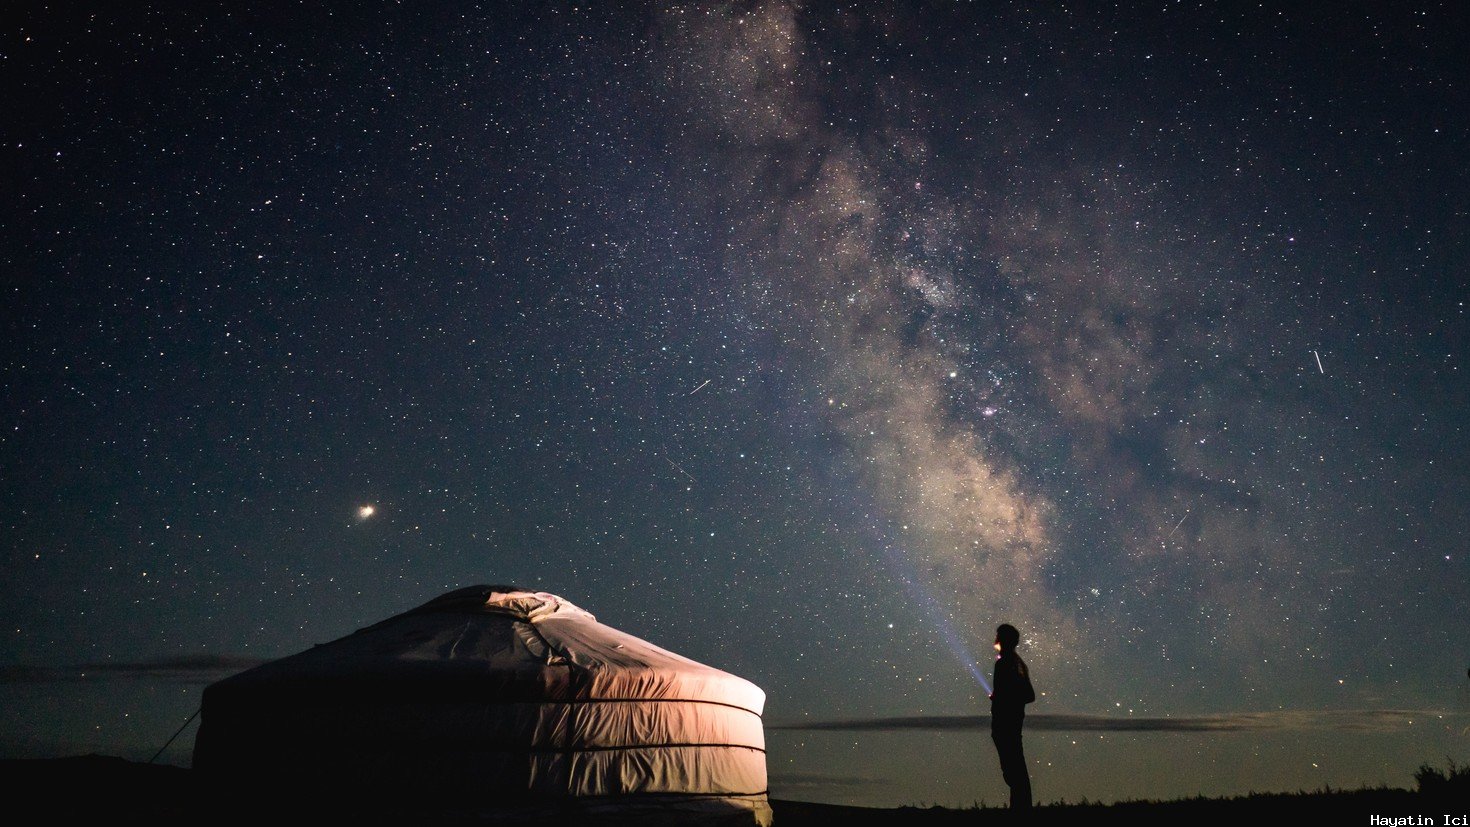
(0, 654, 266, 685)
(770, 773, 890, 792)
(771, 709, 1447, 734)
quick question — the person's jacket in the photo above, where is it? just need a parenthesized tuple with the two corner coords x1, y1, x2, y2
(991, 651, 1036, 714)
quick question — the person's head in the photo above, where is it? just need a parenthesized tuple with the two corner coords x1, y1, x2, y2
(994, 623, 1020, 653)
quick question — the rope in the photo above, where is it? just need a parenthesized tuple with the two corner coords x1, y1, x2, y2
(148, 706, 201, 764)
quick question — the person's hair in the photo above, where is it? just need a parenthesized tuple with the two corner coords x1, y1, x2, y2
(995, 623, 1020, 649)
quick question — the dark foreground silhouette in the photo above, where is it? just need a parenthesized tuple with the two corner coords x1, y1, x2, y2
(989, 622, 1036, 811)
(2, 755, 1465, 825)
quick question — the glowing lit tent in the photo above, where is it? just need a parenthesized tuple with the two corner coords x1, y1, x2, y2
(194, 586, 771, 825)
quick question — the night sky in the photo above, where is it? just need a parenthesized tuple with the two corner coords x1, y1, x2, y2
(3, 1, 1468, 807)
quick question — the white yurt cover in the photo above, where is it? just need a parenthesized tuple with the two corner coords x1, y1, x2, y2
(194, 585, 771, 825)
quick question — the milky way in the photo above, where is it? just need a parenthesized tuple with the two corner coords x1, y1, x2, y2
(655, 1, 1466, 708)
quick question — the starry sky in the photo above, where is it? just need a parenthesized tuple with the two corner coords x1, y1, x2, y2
(3, 1, 1468, 807)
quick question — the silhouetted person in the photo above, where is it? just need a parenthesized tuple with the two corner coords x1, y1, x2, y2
(990, 623, 1035, 810)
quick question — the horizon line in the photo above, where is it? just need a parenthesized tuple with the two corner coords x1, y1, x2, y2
(769, 709, 1461, 734)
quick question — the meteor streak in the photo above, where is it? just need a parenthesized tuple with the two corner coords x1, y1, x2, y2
(664, 455, 696, 482)
(661, 443, 697, 482)
(1164, 511, 1189, 542)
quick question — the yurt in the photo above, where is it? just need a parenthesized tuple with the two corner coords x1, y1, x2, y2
(193, 585, 771, 825)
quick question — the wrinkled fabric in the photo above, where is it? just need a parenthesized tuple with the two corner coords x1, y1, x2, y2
(195, 587, 771, 825)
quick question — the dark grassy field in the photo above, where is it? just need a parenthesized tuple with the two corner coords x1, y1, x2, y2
(774, 786, 1451, 824)
(4, 755, 1464, 824)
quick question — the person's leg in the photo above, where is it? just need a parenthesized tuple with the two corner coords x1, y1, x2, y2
(1008, 733, 1031, 809)
(991, 721, 1031, 809)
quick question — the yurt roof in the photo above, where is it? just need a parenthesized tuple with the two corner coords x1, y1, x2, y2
(203, 585, 765, 715)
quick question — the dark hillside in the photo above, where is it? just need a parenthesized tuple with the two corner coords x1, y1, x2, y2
(3, 756, 1464, 824)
